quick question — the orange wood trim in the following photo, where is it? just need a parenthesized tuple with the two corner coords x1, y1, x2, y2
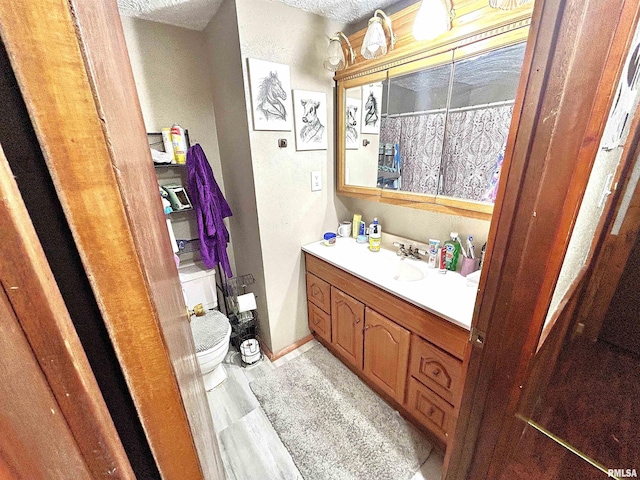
(537, 266, 589, 349)
(335, 1, 533, 81)
(262, 334, 314, 362)
(446, 0, 640, 478)
(0, 283, 93, 479)
(0, 145, 135, 478)
(67, 1, 224, 477)
(0, 2, 206, 478)
(337, 189, 493, 221)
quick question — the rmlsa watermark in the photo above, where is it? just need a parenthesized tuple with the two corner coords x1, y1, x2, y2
(608, 468, 638, 478)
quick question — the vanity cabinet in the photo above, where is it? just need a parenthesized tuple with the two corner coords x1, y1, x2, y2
(304, 252, 468, 449)
(363, 308, 410, 404)
(306, 273, 332, 344)
(331, 287, 364, 369)
(406, 335, 463, 443)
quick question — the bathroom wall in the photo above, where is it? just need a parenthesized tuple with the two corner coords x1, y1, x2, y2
(545, 146, 622, 325)
(232, 0, 349, 353)
(204, 0, 272, 347)
(340, 197, 491, 254)
(121, 17, 236, 273)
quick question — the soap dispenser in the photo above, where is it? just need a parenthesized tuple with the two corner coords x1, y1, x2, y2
(369, 218, 381, 252)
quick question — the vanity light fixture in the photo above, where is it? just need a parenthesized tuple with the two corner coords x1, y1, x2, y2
(323, 32, 356, 72)
(488, 0, 531, 10)
(361, 10, 397, 60)
(413, 0, 454, 42)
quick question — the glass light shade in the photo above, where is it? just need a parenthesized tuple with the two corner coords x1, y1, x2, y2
(361, 17, 388, 60)
(323, 37, 346, 72)
(413, 0, 451, 42)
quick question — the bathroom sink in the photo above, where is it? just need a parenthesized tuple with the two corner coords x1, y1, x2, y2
(388, 259, 425, 282)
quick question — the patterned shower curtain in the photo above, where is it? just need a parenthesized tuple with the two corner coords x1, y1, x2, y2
(380, 104, 513, 200)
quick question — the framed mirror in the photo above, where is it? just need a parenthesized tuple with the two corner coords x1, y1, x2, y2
(336, 29, 529, 219)
(440, 42, 526, 203)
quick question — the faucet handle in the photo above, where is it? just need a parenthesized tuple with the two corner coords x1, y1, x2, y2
(393, 242, 407, 256)
(416, 248, 427, 256)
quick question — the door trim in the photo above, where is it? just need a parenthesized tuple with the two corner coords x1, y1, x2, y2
(0, 2, 216, 478)
(0, 144, 134, 478)
(445, 0, 640, 477)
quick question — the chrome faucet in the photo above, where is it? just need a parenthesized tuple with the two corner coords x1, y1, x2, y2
(393, 242, 426, 260)
(393, 242, 410, 257)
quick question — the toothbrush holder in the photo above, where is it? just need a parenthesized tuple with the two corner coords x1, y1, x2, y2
(460, 257, 479, 277)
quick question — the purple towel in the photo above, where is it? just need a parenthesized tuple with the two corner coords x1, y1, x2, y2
(186, 144, 233, 278)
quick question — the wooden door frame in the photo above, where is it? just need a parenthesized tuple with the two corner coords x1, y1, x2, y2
(0, 1, 223, 479)
(0, 144, 135, 478)
(445, 0, 640, 478)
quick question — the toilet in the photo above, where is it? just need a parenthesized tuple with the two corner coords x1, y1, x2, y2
(178, 262, 232, 391)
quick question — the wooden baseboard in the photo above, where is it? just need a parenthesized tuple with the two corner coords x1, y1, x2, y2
(262, 334, 314, 362)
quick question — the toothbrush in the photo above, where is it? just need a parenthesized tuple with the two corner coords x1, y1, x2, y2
(467, 235, 475, 259)
(458, 235, 468, 258)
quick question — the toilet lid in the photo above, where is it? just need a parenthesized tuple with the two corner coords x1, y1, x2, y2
(190, 310, 231, 353)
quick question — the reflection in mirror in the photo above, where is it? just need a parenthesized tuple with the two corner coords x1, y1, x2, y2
(382, 63, 452, 194)
(441, 42, 527, 202)
(344, 81, 387, 188)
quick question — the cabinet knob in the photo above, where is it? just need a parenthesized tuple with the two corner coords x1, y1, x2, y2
(428, 407, 435, 416)
(313, 318, 320, 325)
(432, 368, 441, 377)
(355, 317, 361, 324)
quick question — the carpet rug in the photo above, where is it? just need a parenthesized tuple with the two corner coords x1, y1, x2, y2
(250, 344, 433, 480)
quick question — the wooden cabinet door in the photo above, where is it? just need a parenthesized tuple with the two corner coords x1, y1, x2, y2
(409, 335, 463, 406)
(308, 301, 331, 344)
(331, 287, 364, 369)
(306, 272, 331, 313)
(364, 308, 410, 403)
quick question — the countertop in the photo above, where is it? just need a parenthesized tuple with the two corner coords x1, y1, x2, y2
(302, 237, 478, 330)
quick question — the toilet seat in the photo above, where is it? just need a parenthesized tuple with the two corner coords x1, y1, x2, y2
(190, 310, 232, 390)
(191, 309, 231, 354)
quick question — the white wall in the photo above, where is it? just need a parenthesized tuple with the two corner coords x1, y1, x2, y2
(205, 0, 273, 347)
(121, 17, 234, 270)
(234, 0, 349, 353)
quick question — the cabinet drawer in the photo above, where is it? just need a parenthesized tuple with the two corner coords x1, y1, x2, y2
(308, 301, 331, 344)
(406, 377, 456, 444)
(306, 273, 331, 313)
(409, 335, 462, 406)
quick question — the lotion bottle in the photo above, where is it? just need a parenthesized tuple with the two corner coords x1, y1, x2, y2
(369, 218, 381, 252)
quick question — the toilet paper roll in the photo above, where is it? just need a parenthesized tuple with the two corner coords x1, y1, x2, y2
(237, 293, 257, 313)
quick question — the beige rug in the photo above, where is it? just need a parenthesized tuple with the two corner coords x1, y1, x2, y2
(250, 344, 433, 480)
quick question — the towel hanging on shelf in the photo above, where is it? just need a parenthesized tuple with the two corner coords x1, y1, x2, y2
(186, 144, 233, 278)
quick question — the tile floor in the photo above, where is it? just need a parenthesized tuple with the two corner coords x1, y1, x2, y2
(207, 339, 444, 480)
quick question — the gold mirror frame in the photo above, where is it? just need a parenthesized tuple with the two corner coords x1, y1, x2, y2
(335, 2, 533, 221)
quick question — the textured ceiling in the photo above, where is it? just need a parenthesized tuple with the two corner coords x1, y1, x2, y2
(117, 0, 399, 31)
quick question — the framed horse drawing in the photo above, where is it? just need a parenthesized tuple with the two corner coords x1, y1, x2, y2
(293, 90, 327, 151)
(248, 58, 293, 131)
(345, 96, 360, 150)
(361, 82, 383, 135)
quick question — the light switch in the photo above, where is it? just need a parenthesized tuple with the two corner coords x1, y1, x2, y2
(311, 171, 322, 191)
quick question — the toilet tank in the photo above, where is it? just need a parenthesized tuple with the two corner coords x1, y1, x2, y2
(178, 262, 218, 310)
